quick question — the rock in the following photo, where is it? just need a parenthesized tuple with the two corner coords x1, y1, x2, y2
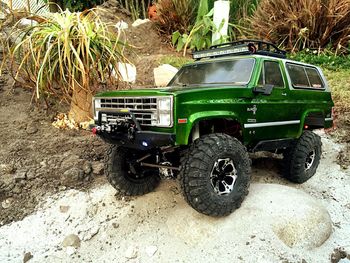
(115, 20, 128, 30)
(26, 122, 38, 135)
(145, 245, 157, 257)
(1, 198, 14, 209)
(125, 246, 138, 259)
(154, 64, 178, 87)
(82, 226, 100, 241)
(59, 205, 70, 213)
(62, 234, 81, 249)
(116, 62, 137, 83)
(12, 185, 22, 194)
(62, 168, 84, 182)
(83, 162, 92, 175)
(23, 252, 33, 262)
(132, 19, 150, 27)
(15, 171, 27, 182)
(92, 162, 104, 175)
(66, 246, 76, 256)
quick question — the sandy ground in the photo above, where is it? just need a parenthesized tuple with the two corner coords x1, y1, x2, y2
(0, 134, 349, 263)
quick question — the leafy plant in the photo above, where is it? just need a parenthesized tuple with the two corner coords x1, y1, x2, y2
(249, 0, 350, 52)
(10, 9, 128, 122)
(290, 49, 350, 70)
(157, 55, 193, 68)
(43, 0, 105, 12)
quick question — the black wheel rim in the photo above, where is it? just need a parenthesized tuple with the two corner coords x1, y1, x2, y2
(210, 158, 238, 196)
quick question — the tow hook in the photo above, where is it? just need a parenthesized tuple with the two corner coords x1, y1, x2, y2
(91, 125, 101, 135)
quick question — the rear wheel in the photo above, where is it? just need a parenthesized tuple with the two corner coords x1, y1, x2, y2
(179, 134, 251, 216)
(283, 131, 322, 183)
(105, 146, 161, 196)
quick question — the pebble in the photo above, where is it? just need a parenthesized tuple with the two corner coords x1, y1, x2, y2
(1, 198, 14, 209)
(59, 205, 70, 213)
(26, 123, 38, 135)
(23, 252, 33, 262)
(92, 162, 104, 175)
(62, 234, 81, 249)
(125, 246, 138, 259)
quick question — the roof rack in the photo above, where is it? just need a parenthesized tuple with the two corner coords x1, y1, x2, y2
(192, 39, 287, 60)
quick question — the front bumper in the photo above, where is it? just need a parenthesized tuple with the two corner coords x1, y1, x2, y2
(94, 128, 176, 150)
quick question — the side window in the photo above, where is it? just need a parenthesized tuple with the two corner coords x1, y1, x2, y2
(258, 61, 284, 87)
(286, 63, 324, 89)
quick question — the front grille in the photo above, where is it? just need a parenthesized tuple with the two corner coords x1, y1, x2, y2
(99, 97, 158, 126)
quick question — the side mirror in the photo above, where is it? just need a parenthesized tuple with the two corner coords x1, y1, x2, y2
(253, 84, 274, 96)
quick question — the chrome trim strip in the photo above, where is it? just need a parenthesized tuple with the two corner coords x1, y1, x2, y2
(244, 120, 300, 128)
(325, 117, 333, 122)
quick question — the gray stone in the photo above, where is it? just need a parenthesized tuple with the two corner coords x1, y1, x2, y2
(26, 122, 38, 135)
(15, 171, 27, 182)
(23, 252, 33, 263)
(62, 168, 84, 182)
(83, 162, 92, 175)
(92, 162, 104, 175)
(62, 234, 81, 249)
(125, 246, 138, 259)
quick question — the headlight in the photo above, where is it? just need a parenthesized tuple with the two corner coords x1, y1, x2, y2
(156, 97, 172, 127)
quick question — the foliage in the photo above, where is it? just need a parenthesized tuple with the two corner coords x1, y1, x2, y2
(249, 0, 350, 52)
(43, 0, 106, 12)
(10, 9, 128, 121)
(290, 50, 350, 71)
(155, 0, 199, 36)
(119, 0, 152, 21)
(157, 56, 193, 68)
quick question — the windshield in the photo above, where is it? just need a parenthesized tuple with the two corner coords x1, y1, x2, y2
(169, 58, 255, 87)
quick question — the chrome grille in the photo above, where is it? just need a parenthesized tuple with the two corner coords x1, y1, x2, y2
(99, 97, 158, 126)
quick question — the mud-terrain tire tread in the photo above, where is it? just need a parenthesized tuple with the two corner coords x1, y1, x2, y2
(283, 131, 322, 184)
(105, 145, 160, 196)
(179, 133, 251, 217)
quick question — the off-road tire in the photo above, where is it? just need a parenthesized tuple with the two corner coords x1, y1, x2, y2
(283, 131, 322, 183)
(105, 145, 160, 196)
(179, 134, 251, 217)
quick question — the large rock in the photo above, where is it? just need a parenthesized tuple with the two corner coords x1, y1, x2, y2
(154, 64, 178, 87)
(166, 183, 332, 249)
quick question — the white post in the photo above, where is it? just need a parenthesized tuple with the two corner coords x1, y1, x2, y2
(212, 0, 230, 45)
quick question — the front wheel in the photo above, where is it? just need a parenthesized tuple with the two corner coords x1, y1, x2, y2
(283, 131, 322, 183)
(179, 134, 251, 217)
(105, 146, 161, 196)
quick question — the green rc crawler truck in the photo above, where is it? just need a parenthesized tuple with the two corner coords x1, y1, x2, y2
(91, 40, 334, 216)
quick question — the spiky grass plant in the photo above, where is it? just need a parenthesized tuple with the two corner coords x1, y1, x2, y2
(250, 0, 350, 52)
(10, 9, 128, 122)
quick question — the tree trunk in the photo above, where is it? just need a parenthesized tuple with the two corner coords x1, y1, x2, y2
(69, 86, 93, 123)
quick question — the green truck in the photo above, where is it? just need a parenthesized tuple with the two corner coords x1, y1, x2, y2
(91, 40, 334, 216)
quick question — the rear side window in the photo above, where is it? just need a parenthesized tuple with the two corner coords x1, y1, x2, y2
(258, 61, 284, 87)
(286, 63, 324, 89)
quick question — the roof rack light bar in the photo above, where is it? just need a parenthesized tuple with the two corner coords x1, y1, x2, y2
(192, 39, 287, 60)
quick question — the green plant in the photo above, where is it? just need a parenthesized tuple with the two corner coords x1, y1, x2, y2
(10, 9, 128, 122)
(249, 0, 350, 52)
(157, 56, 193, 68)
(172, 7, 244, 55)
(290, 49, 350, 70)
(43, 0, 105, 12)
(119, 0, 152, 21)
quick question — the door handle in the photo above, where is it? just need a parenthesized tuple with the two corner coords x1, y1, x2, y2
(282, 93, 287, 96)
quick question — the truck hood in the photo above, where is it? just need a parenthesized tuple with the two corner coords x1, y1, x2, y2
(95, 85, 248, 97)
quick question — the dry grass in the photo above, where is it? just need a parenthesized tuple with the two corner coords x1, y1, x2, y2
(250, 0, 350, 52)
(155, 0, 198, 36)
